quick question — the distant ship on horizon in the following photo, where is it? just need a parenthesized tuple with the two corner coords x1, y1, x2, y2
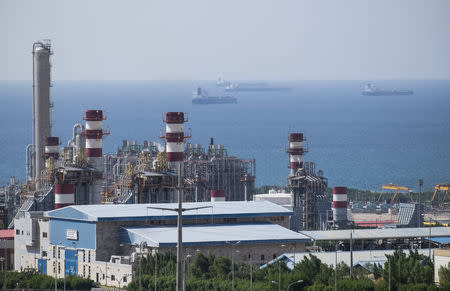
(217, 78, 291, 92)
(362, 82, 413, 96)
(192, 87, 237, 105)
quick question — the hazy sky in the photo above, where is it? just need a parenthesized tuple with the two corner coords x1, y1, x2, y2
(1, 0, 450, 80)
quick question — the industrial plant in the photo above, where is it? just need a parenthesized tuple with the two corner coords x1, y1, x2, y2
(0, 40, 449, 288)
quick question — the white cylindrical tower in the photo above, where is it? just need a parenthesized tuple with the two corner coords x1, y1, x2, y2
(54, 183, 74, 209)
(83, 110, 107, 204)
(287, 133, 304, 175)
(211, 190, 226, 202)
(33, 41, 52, 182)
(333, 186, 348, 223)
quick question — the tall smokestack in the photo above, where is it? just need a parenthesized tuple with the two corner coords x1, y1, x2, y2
(287, 133, 304, 175)
(333, 186, 348, 225)
(54, 184, 74, 209)
(163, 112, 187, 166)
(83, 110, 107, 204)
(32, 41, 52, 183)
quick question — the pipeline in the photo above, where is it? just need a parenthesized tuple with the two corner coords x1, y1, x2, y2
(25, 144, 34, 182)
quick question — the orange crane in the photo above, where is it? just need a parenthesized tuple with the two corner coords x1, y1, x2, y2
(430, 183, 450, 205)
(378, 184, 413, 204)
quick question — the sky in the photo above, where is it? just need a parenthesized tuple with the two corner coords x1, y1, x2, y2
(1, 0, 450, 80)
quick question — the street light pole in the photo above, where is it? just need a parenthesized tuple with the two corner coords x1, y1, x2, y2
(139, 241, 147, 291)
(250, 253, 253, 291)
(227, 241, 240, 291)
(278, 259, 281, 291)
(335, 241, 338, 291)
(155, 252, 157, 291)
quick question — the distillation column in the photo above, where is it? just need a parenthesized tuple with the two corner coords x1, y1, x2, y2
(32, 41, 52, 183)
(84, 110, 107, 204)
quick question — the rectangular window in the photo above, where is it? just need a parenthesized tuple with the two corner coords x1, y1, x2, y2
(123, 276, 127, 283)
(111, 275, 115, 281)
(42, 251, 47, 257)
(15, 229, 20, 235)
(42, 232, 47, 238)
(88, 251, 91, 263)
(260, 254, 264, 261)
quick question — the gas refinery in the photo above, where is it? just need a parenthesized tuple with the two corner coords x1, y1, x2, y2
(0, 41, 449, 288)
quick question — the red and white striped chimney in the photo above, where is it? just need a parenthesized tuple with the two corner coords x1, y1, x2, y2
(163, 112, 187, 163)
(83, 110, 106, 169)
(54, 183, 74, 209)
(332, 186, 347, 222)
(44, 136, 59, 160)
(83, 110, 108, 205)
(211, 190, 226, 202)
(287, 133, 304, 175)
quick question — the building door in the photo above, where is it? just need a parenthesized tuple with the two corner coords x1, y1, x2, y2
(65, 249, 78, 276)
(37, 259, 47, 274)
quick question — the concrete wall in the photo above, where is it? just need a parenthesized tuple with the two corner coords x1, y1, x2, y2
(434, 249, 450, 284)
(158, 242, 306, 266)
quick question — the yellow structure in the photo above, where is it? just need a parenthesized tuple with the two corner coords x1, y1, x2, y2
(431, 183, 450, 205)
(378, 184, 413, 204)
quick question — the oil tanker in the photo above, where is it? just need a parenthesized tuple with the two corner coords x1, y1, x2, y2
(362, 83, 413, 96)
(192, 88, 237, 105)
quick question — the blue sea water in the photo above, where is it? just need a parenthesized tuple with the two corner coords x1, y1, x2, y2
(0, 80, 449, 191)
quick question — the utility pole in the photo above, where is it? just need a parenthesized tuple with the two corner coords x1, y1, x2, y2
(335, 241, 338, 291)
(350, 230, 353, 279)
(148, 199, 211, 291)
(419, 179, 423, 227)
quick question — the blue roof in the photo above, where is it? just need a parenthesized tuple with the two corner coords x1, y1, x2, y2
(120, 222, 311, 247)
(45, 201, 292, 222)
(429, 237, 450, 244)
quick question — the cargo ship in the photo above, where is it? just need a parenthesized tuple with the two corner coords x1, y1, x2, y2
(224, 82, 291, 92)
(192, 88, 237, 105)
(362, 83, 413, 96)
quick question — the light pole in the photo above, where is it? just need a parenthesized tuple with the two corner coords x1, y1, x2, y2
(155, 252, 157, 291)
(249, 253, 253, 291)
(335, 241, 338, 291)
(138, 241, 147, 291)
(278, 259, 281, 291)
(288, 280, 303, 291)
(183, 254, 192, 291)
(226, 241, 240, 291)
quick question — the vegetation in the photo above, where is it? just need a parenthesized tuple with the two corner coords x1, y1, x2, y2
(439, 262, 450, 289)
(128, 249, 442, 291)
(0, 269, 91, 289)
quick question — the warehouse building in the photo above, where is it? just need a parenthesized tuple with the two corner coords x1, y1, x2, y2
(14, 201, 310, 288)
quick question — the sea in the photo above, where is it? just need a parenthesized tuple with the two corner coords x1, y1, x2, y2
(0, 80, 449, 191)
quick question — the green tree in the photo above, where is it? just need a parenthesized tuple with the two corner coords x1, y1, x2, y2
(439, 262, 450, 284)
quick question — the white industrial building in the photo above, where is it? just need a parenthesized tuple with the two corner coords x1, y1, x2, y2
(14, 201, 311, 288)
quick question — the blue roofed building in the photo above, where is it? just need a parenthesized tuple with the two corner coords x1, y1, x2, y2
(14, 201, 311, 288)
